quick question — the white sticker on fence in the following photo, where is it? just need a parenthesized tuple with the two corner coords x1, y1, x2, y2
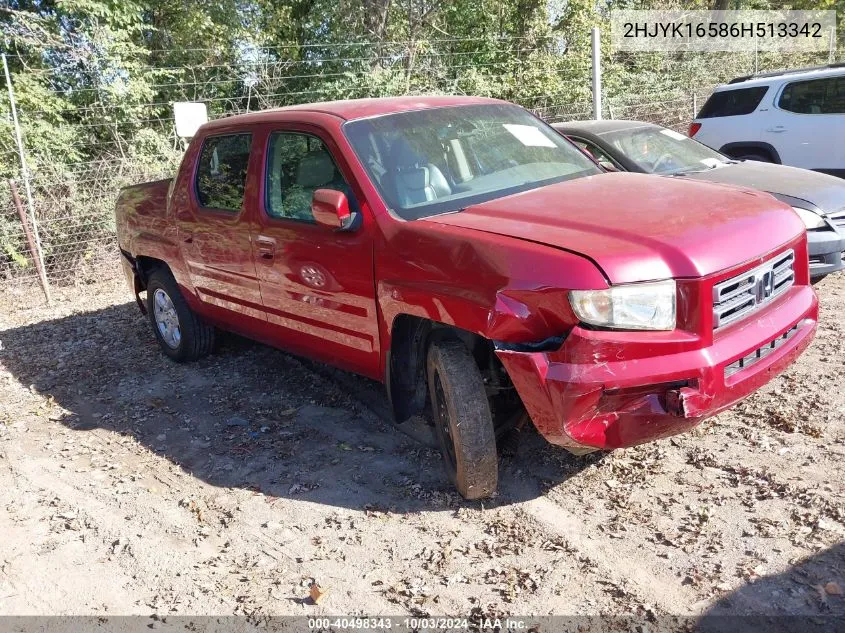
(503, 124, 556, 148)
(174, 102, 209, 138)
(611, 10, 837, 52)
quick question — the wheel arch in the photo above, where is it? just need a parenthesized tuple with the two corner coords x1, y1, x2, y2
(385, 314, 496, 425)
(119, 252, 172, 315)
(719, 141, 781, 163)
(134, 255, 171, 288)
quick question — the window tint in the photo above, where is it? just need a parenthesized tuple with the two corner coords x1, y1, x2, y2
(697, 87, 768, 118)
(265, 133, 353, 222)
(778, 77, 845, 114)
(195, 134, 251, 211)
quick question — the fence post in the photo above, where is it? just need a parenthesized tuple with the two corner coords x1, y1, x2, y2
(2, 53, 51, 304)
(9, 180, 50, 303)
(591, 27, 602, 120)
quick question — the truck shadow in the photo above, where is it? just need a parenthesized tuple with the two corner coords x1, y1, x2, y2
(0, 301, 594, 511)
(697, 542, 845, 632)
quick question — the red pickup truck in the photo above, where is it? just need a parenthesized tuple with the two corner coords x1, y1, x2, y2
(115, 96, 818, 499)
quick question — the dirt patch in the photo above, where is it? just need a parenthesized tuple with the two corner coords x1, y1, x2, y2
(0, 275, 843, 618)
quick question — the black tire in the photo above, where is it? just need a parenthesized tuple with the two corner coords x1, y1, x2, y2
(426, 340, 498, 499)
(737, 152, 772, 163)
(146, 268, 214, 362)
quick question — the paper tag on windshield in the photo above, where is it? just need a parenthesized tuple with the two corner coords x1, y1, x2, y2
(699, 158, 723, 168)
(660, 129, 687, 141)
(503, 124, 556, 148)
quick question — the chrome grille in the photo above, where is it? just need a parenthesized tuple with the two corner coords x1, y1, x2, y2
(829, 210, 845, 231)
(712, 250, 795, 329)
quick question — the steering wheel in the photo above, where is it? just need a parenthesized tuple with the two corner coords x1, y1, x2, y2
(651, 153, 676, 174)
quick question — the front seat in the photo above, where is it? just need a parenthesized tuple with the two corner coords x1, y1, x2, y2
(290, 149, 340, 219)
(297, 149, 337, 191)
(297, 148, 361, 213)
(389, 138, 451, 207)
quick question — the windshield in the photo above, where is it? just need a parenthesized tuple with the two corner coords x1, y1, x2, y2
(344, 104, 601, 219)
(600, 126, 730, 175)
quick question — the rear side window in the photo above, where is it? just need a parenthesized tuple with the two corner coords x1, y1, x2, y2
(778, 76, 845, 114)
(195, 133, 252, 211)
(697, 87, 768, 118)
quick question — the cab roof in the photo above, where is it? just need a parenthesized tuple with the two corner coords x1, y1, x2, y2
(552, 119, 656, 135)
(201, 95, 507, 131)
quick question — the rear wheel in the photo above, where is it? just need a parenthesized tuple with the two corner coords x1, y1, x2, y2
(146, 268, 215, 362)
(426, 340, 498, 499)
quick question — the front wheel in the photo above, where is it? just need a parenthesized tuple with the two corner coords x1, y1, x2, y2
(427, 340, 498, 499)
(146, 268, 215, 362)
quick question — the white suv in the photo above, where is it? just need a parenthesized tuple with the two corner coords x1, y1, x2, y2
(690, 64, 845, 177)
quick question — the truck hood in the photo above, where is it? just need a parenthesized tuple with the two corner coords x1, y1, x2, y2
(683, 160, 845, 215)
(425, 172, 803, 285)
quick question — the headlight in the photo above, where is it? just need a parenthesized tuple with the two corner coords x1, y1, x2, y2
(792, 207, 826, 230)
(570, 280, 676, 331)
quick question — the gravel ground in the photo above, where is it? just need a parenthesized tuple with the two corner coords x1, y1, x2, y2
(0, 273, 842, 622)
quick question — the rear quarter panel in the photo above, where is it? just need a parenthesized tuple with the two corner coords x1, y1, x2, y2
(115, 174, 195, 299)
(694, 84, 770, 152)
(115, 178, 173, 256)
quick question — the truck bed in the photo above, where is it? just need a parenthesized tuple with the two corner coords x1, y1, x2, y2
(115, 178, 173, 257)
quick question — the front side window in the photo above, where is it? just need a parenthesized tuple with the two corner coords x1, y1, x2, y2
(570, 138, 621, 169)
(265, 132, 353, 222)
(195, 134, 252, 211)
(779, 76, 845, 114)
(343, 104, 600, 220)
(697, 87, 768, 118)
(600, 125, 728, 175)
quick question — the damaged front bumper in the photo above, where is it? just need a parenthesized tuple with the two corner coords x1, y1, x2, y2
(496, 285, 818, 452)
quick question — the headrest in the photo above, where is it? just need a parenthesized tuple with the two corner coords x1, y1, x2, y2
(397, 167, 430, 191)
(297, 150, 336, 188)
(390, 137, 425, 169)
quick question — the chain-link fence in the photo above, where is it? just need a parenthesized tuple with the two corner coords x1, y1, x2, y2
(535, 89, 708, 130)
(0, 35, 836, 298)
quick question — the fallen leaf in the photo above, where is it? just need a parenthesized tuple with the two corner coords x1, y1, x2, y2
(824, 581, 842, 596)
(309, 583, 328, 604)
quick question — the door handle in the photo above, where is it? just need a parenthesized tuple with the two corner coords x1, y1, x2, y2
(256, 236, 276, 260)
(766, 126, 786, 133)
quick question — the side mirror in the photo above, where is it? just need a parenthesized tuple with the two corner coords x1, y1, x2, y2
(312, 189, 359, 231)
(598, 160, 619, 172)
